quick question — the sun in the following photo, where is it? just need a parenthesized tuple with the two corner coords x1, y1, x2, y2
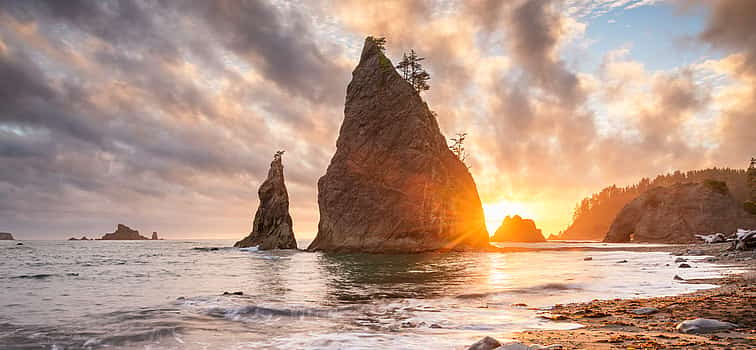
(482, 200, 534, 234)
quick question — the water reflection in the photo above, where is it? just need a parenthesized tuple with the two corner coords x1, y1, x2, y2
(317, 252, 493, 303)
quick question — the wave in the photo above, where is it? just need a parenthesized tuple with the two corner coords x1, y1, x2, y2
(191, 246, 234, 252)
(10, 272, 79, 279)
(207, 305, 331, 319)
(455, 283, 582, 299)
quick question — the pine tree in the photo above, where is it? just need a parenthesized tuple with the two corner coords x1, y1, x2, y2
(369, 36, 387, 52)
(395, 49, 431, 93)
(448, 132, 470, 168)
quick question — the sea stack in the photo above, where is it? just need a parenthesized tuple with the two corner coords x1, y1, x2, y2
(151, 232, 159, 240)
(308, 37, 489, 253)
(604, 181, 756, 243)
(100, 224, 150, 240)
(234, 151, 297, 250)
(490, 215, 546, 243)
(0, 232, 14, 240)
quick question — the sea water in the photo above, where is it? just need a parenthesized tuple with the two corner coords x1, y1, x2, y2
(0, 240, 742, 349)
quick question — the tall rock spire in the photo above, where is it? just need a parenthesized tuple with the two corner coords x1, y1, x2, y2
(235, 151, 297, 250)
(308, 37, 490, 253)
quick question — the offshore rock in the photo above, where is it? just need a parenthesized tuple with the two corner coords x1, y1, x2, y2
(490, 215, 546, 242)
(308, 37, 489, 253)
(100, 224, 149, 240)
(0, 232, 14, 240)
(234, 153, 297, 250)
(604, 182, 756, 243)
(151, 232, 159, 240)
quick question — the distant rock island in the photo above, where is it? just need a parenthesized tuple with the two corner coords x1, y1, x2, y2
(0, 232, 14, 240)
(308, 37, 489, 253)
(68, 236, 91, 241)
(234, 151, 297, 250)
(100, 224, 151, 240)
(490, 215, 546, 243)
(604, 181, 756, 243)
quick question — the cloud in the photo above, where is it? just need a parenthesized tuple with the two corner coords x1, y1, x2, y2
(0, 0, 751, 239)
(696, 0, 756, 165)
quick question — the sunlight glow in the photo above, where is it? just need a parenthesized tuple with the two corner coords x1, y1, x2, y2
(482, 200, 535, 234)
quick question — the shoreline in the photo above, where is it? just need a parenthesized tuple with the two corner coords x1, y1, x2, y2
(495, 242, 755, 349)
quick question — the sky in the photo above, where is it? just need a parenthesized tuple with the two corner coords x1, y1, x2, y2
(1, 0, 754, 240)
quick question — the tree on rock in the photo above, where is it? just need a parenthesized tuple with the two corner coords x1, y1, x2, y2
(396, 49, 430, 93)
(368, 36, 387, 52)
(448, 132, 470, 168)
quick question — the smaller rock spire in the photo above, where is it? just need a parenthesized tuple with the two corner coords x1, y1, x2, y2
(234, 151, 297, 250)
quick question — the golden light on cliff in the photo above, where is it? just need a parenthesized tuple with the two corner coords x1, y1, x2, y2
(483, 201, 534, 234)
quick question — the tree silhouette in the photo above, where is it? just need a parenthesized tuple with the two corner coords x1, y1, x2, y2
(368, 36, 387, 52)
(448, 132, 470, 168)
(396, 49, 431, 93)
(274, 150, 285, 161)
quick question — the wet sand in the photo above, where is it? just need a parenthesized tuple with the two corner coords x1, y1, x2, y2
(512, 243, 756, 349)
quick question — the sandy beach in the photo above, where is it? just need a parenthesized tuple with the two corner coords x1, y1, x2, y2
(507, 243, 756, 349)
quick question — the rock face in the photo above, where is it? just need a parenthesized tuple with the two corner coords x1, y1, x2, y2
(100, 224, 149, 240)
(234, 153, 297, 250)
(308, 37, 489, 253)
(490, 215, 546, 242)
(604, 182, 756, 243)
(151, 232, 159, 240)
(0, 232, 14, 240)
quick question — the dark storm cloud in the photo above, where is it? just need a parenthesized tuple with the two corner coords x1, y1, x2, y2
(508, 0, 584, 107)
(697, 0, 756, 164)
(182, 0, 348, 104)
(0, 0, 348, 238)
(699, 0, 756, 72)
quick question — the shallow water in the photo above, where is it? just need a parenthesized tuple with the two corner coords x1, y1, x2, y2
(0, 240, 741, 349)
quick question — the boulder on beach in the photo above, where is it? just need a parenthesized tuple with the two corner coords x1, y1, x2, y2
(234, 152, 297, 250)
(676, 318, 737, 334)
(604, 182, 756, 243)
(467, 336, 501, 350)
(307, 37, 489, 253)
(734, 229, 756, 250)
(490, 215, 546, 242)
(100, 224, 150, 240)
(0, 232, 15, 240)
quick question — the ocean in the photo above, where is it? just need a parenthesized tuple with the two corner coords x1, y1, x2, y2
(0, 239, 740, 349)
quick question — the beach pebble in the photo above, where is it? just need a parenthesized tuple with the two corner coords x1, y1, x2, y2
(674, 257, 687, 263)
(467, 336, 501, 350)
(429, 323, 442, 328)
(630, 307, 659, 315)
(222, 291, 244, 295)
(583, 257, 592, 261)
(676, 318, 738, 334)
(616, 260, 628, 263)
(678, 263, 692, 268)
(673, 275, 684, 281)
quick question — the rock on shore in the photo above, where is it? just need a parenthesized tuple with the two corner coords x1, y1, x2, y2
(307, 37, 489, 253)
(100, 224, 150, 240)
(490, 215, 546, 243)
(0, 232, 14, 240)
(234, 153, 297, 250)
(604, 182, 756, 243)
